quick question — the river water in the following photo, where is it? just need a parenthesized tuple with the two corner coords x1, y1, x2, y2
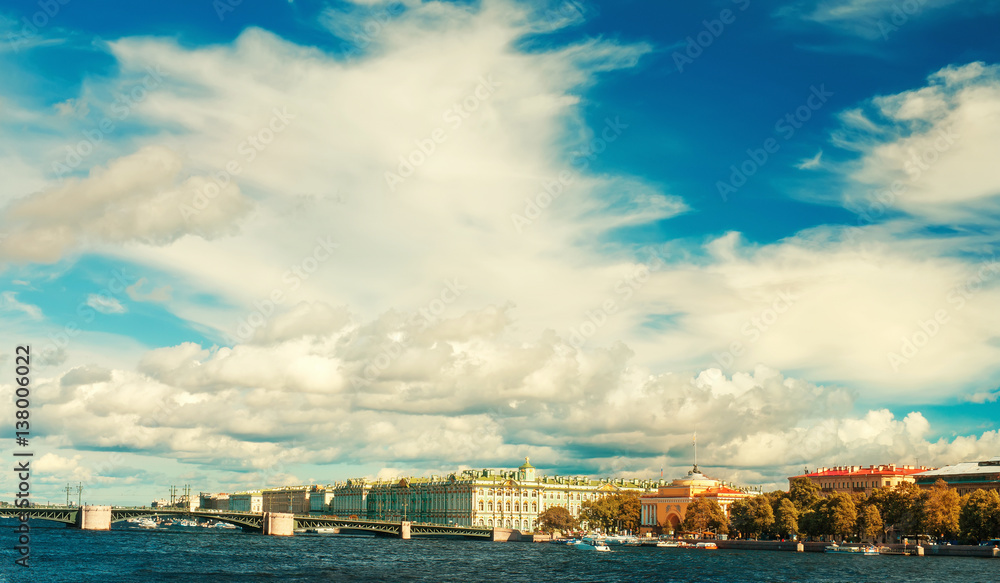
(3, 521, 997, 582)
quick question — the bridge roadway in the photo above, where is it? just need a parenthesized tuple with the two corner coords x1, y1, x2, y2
(0, 506, 496, 539)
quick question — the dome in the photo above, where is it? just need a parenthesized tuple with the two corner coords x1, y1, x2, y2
(671, 464, 720, 487)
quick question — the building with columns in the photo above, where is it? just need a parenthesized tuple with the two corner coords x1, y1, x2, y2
(325, 458, 659, 530)
(639, 465, 760, 536)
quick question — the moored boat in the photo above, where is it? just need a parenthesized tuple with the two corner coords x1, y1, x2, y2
(695, 542, 717, 550)
(575, 539, 611, 552)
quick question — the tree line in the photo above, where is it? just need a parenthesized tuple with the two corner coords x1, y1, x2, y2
(686, 478, 1000, 543)
(536, 480, 1000, 544)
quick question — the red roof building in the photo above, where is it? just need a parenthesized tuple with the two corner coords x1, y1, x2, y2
(787, 464, 933, 496)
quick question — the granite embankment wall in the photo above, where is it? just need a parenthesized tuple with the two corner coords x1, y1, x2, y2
(715, 540, 998, 558)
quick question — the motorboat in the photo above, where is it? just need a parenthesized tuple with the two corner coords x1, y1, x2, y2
(656, 540, 686, 548)
(825, 543, 878, 554)
(695, 542, 717, 550)
(605, 535, 641, 546)
(575, 538, 611, 552)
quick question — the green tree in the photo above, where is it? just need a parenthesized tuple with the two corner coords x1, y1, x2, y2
(774, 498, 799, 539)
(616, 492, 641, 533)
(681, 497, 728, 536)
(959, 489, 1000, 543)
(579, 493, 641, 533)
(821, 492, 858, 541)
(728, 496, 775, 539)
(797, 508, 823, 539)
(788, 477, 821, 512)
(868, 482, 923, 541)
(856, 504, 883, 543)
(538, 506, 579, 533)
(922, 479, 960, 540)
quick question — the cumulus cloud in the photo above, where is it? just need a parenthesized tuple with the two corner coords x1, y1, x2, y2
(25, 307, 1000, 490)
(0, 145, 253, 262)
(5, 0, 1000, 500)
(835, 62, 1000, 222)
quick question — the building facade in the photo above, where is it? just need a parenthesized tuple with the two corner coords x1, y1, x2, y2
(639, 465, 760, 536)
(788, 464, 930, 495)
(913, 457, 1000, 495)
(327, 478, 372, 517)
(199, 492, 230, 510)
(228, 491, 263, 513)
(261, 485, 316, 514)
(327, 458, 658, 530)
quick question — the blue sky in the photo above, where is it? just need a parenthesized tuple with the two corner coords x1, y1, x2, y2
(2, 0, 1000, 505)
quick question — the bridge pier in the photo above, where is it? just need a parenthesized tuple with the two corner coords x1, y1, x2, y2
(400, 521, 411, 540)
(262, 512, 294, 536)
(491, 528, 522, 542)
(75, 505, 112, 531)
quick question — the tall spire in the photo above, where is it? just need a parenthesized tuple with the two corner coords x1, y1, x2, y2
(693, 431, 698, 473)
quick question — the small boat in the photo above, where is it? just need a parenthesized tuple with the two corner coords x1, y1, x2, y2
(214, 522, 238, 529)
(136, 518, 157, 529)
(575, 539, 611, 552)
(657, 540, 685, 548)
(695, 542, 717, 550)
(825, 543, 877, 554)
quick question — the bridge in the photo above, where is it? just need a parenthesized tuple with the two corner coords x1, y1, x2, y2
(0, 506, 500, 539)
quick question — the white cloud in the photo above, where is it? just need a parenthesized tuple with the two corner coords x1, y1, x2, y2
(780, 0, 968, 39)
(796, 149, 823, 169)
(126, 278, 172, 303)
(0, 291, 42, 319)
(832, 62, 1000, 222)
(0, 145, 253, 262)
(86, 293, 127, 314)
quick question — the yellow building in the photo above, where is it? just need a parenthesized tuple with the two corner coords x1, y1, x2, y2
(787, 464, 930, 496)
(261, 485, 317, 514)
(639, 465, 760, 536)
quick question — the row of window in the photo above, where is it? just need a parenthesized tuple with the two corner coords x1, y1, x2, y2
(477, 501, 539, 512)
(820, 480, 890, 489)
(477, 518, 536, 529)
